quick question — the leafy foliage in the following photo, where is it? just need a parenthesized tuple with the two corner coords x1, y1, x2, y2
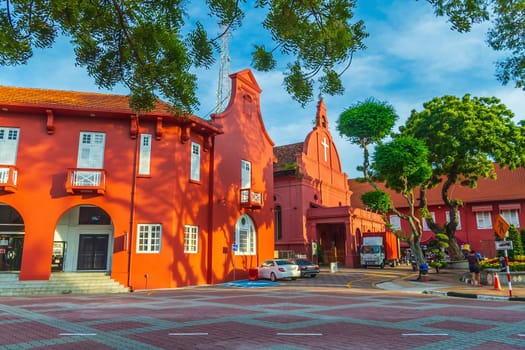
(522, 228, 525, 253)
(372, 136, 432, 192)
(402, 94, 522, 179)
(480, 256, 525, 272)
(337, 97, 398, 147)
(360, 189, 391, 213)
(508, 225, 524, 261)
(427, 232, 449, 272)
(400, 94, 524, 260)
(369, 136, 432, 265)
(337, 97, 398, 180)
(0, 0, 367, 112)
(429, 0, 525, 92)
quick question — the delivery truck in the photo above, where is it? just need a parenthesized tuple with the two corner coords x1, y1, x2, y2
(360, 232, 400, 268)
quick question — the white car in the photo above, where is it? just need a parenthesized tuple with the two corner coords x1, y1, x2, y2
(258, 259, 300, 281)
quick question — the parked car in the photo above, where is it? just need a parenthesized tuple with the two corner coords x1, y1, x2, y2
(290, 258, 320, 278)
(258, 259, 300, 281)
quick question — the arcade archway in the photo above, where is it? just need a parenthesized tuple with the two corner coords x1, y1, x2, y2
(0, 203, 24, 271)
(55, 205, 114, 272)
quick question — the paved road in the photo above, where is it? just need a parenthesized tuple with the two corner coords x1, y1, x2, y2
(1, 269, 525, 349)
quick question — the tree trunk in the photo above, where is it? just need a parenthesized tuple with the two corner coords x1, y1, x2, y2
(410, 236, 426, 266)
(448, 237, 464, 261)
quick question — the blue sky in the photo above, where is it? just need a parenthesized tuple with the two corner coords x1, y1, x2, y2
(1, 0, 523, 178)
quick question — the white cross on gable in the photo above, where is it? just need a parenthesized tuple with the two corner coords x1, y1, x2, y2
(321, 137, 329, 162)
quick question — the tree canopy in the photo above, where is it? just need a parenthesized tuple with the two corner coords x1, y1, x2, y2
(428, 0, 525, 91)
(338, 94, 525, 263)
(364, 136, 432, 264)
(400, 94, 524, 260)
(2, 1, 524, 114)
(337, 98, 398, 180)
(0, 0, 367, 113)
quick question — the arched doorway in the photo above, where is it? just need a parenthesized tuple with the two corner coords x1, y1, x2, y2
(0, 203, 24, 271)
(234, 214, 256, 255)
(317, 223, 346, 265)
(55, 205, 114, 272)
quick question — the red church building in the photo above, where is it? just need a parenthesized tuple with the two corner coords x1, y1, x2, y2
(0, 69, 274, 290)
(273, 100, 386, 267)
(350, 165, 525, 258)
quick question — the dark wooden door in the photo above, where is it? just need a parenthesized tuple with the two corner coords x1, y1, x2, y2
(77, 234, 108, 270)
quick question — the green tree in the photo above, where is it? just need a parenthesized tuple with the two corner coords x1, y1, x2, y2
(360, 136, 433, 265)
(428, 1, 525, 91)
(336, 97, 398, 182)
(521, 228, 525, 254)
(337, 99, 433, 264)
(0, 0, 367, 112)
(427, 232, 449, 273)
(400, 94, 524, 260)
(508, 225, 524, 260)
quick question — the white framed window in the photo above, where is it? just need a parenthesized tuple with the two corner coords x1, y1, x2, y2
(389, 215, 401, 230)
(476, 211, 492, 229)
(422, 212, 436, 231)
(235, 214, 256, 255)
(241, 160, 251, 189)
(77, 132, 105, 168)
(137, 224, 161, 253)
(190, 142, 201, 181)
(184, 225, 198, 253)
(0, 127, 20, 165)
(501, 210, 520, 228)
(138, 134, 152, 175)
(446, 210, 462, 230)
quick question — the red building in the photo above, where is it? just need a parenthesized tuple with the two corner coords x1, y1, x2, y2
(273, 100, 386, 267)
(349, 165, 525, 258)
(0, 69, 274, 290)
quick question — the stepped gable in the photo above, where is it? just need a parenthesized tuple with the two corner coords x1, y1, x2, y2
(273, 99, 345, 177)
(302, 98, 344, 174)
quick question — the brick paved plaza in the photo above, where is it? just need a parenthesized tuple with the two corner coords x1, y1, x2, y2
(1, 277, 525, 350)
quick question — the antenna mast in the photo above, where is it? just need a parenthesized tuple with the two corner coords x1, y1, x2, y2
(216, 25, 231, 113)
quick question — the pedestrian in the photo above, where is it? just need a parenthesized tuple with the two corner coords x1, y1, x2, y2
(500, 256, 507, 272)
(467, 250, 481, 286)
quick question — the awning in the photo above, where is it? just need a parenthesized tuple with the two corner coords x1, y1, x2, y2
(472, 205, 493, 212)
(499, 203, 521, 211)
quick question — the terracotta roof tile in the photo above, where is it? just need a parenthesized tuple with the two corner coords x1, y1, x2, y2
(274, 142, 304, 170)
(349, 164, 525, 209)
(0, 86, 172, 116)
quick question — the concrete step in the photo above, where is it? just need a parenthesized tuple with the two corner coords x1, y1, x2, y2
(0, 272, 129, 296)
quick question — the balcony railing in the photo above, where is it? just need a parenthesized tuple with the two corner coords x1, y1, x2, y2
(240, 188, 263, 209)
(0, 165, 18, 192)
(66, 168, 106, 195)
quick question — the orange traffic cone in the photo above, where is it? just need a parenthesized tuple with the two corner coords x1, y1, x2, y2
(493, 272, 502, 290)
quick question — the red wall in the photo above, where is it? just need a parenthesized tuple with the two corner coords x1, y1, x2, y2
(0, 69, 276, 289)
(395, 202, 525, 258)
(211, 70, 275, 282)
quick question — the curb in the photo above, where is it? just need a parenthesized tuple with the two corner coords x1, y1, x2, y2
(423, 290, 525, 302)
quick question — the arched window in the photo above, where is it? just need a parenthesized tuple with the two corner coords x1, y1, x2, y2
(235, 214, 256, 255)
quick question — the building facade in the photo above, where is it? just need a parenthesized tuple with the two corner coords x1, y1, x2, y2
(349, 165, 525, 258)
(0, 69, 274, 290)
(273, 100, 386, 267)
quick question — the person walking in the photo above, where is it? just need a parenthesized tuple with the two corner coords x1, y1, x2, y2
(467, 250, 481, 286)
